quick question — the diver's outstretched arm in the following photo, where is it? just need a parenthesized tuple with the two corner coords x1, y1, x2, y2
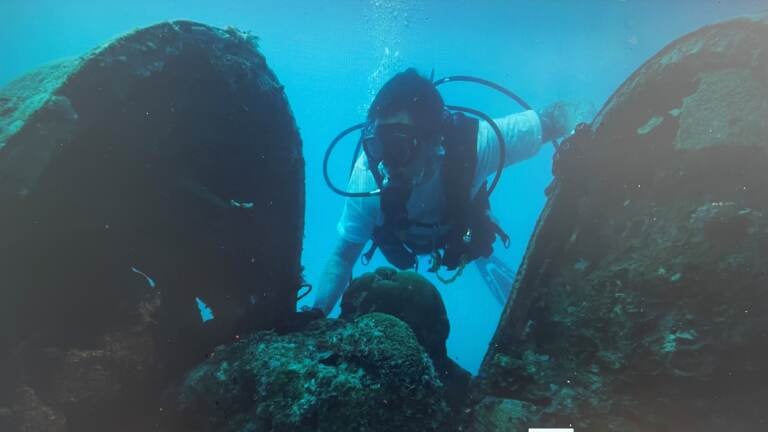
(474, 110, 543, 180)
(474, 101, 596, 180)
(312, 236, 366, 316)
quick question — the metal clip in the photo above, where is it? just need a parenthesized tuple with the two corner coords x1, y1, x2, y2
(462, 228, 472, 243)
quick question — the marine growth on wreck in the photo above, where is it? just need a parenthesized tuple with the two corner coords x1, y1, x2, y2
(474, 13, 768, 432)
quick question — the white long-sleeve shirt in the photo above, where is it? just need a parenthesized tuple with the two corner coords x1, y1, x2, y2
(337, 109, 543, 248)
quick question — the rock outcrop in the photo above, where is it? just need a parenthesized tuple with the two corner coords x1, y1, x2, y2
(174, 313, 449, 432)
(472, 13, 768, 431)
(0, 21, 304, 431)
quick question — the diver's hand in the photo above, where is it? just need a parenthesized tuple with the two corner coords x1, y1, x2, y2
(538, 100, 596, 142)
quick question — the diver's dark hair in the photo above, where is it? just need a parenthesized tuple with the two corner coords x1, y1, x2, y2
(368, 68, 445, 136)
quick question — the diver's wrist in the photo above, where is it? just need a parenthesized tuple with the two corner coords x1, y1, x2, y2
(537, 109, 557, 142)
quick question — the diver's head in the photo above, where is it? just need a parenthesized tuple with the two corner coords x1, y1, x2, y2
(368, 68, 445, 136)
(365, 68, 445, 184)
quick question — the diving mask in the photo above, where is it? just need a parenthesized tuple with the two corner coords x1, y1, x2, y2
(363, 123, 422, 170)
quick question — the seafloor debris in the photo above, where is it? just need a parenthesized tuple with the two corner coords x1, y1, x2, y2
(471, 13, 768, 431)
(0, 20, 303, 431)
(173, 313, 449, 432)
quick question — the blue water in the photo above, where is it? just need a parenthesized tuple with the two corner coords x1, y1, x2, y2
(1, 0, 764, 374)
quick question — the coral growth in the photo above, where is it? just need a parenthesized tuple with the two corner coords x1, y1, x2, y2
(176, 313, 449, 432)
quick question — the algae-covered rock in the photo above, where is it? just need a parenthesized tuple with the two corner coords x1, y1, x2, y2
(340, 267, 471, 413)
(0, 20, 303, 432)
(341, 267, 450, 360)
(465, 397, 538, 432)
(175, 313, 449, 432)
(474, 13, 768, 431)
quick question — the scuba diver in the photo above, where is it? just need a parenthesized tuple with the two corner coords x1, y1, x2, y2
(313, 68, 591, 315)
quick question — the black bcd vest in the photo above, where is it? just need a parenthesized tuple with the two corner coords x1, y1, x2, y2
(364, 112, 509, 271)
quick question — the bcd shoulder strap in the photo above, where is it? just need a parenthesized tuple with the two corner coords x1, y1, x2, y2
(440, 112, 480, 269)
